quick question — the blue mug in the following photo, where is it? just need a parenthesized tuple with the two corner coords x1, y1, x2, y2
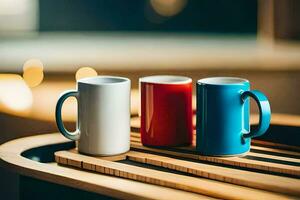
(196, 77, 271, 156)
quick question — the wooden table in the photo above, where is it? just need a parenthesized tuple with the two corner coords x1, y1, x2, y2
(0, 115, 300, 199)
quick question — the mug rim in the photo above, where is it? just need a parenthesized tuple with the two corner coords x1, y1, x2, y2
(197, 77, 249, 86)
(78, 76, 130, 86)
(139, 75, 192, 85)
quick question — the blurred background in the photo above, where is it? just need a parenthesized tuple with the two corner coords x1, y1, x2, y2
(0, 0, 300, 199)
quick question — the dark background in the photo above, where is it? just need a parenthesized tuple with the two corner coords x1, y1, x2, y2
(39, 0, 257, 33)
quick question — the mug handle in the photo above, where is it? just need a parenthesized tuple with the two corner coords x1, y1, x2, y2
(55, 90, 80, 140)
(241, 90, 271, 139)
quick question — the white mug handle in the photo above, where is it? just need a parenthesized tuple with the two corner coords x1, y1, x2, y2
(55, 90, 80, 140)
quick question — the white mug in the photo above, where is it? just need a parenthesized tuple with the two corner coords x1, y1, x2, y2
(55, 76, 131, 156)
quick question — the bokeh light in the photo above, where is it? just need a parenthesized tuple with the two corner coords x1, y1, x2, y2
(23, 59, 44, 88)
(0, 74, 33, 112)
(150, 0, 187, 17)
(0, 0, 28, 15)
(75, 67, 98, 81)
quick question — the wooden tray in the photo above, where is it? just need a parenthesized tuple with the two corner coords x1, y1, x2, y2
(55, 117, 300, 199)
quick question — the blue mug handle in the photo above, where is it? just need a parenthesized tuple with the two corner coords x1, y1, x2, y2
(55, 90, 80, 141)
(241, 90, 271, 139)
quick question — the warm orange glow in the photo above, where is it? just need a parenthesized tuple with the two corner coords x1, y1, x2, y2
(0, 74, 33, 113)
(150, 0, 187, 17)
(75, 67, 98, 81)
(23, 59, 44, 88)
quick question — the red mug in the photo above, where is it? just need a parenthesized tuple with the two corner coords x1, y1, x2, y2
(140, 75, 193, 146)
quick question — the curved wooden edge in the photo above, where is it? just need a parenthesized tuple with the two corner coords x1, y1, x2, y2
(0, 133, 212, 200)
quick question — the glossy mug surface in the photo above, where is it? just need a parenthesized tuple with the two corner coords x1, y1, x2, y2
(55, 76, 131, 156)
(196, 77, 271, 156)
(140, 75, 193, 146)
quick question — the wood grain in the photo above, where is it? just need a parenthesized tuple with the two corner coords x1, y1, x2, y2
(126, 151, 300, 196)
(0, 133, 213, 200)
(131, 141, 300, 177)
(130, 132, 300, 177)
(55, 150, 296, 200)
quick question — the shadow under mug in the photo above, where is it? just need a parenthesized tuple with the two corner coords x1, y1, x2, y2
(140, 75, 193, 146)
(55, 76, 131, 156)
(196, 77, 271, 156)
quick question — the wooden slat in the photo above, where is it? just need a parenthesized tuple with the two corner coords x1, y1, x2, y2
(131, 141, 199, 159)
(251, 145, 300, 157)
(55, 150, 295, 200)
(246, 151, 300, 164)
(251, 140, 300, 152)
(131, 132, 300, 166)
(131, 131, 300, 160)
(131, 132, 300, 158)
(169, 145, 300, 168)
(126, 151, 300, 196)
(130, 141, 300, 177)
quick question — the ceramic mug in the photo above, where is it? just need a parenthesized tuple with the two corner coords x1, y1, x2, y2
(140, 75, 193, 146)
(55, 76, 131, 156)
(196, 77, 271, 156)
